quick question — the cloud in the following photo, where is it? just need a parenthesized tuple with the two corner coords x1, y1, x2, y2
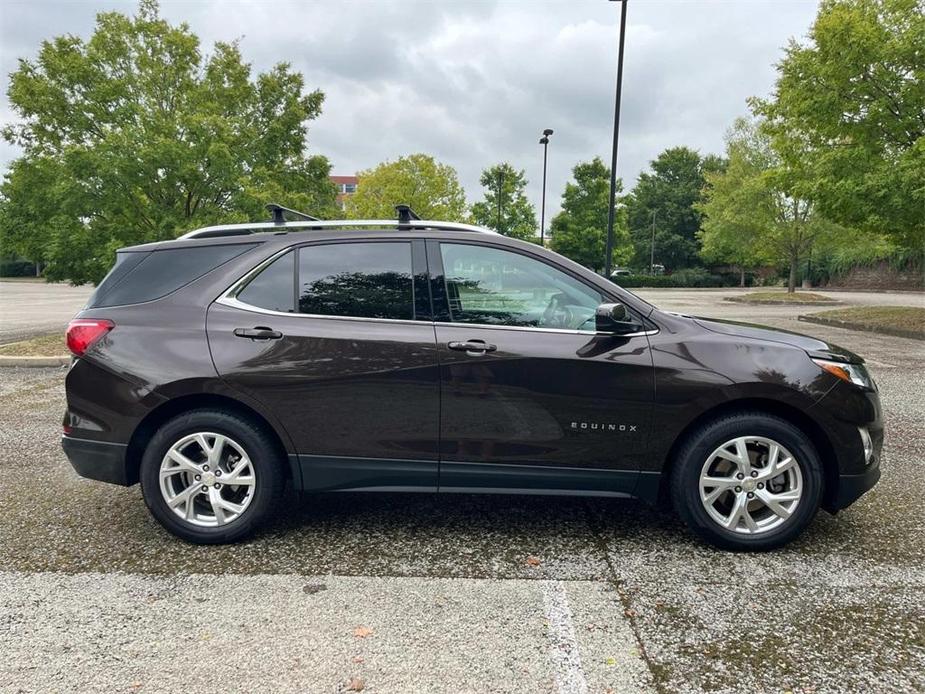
(0, 0, 819, 221)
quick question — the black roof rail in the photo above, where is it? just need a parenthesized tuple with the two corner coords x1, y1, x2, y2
(266, 203, 319, 224)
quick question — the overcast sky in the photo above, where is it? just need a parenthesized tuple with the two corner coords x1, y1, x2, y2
(0, 0, 820, 221)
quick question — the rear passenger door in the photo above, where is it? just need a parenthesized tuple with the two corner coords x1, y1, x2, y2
(207, 239, 441, 492)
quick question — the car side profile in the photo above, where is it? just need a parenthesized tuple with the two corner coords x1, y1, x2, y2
(62, 206, 883, 550)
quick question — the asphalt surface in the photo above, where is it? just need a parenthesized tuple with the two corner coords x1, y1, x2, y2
(0, 280, 92, 343)
(1, 287, 923, 692)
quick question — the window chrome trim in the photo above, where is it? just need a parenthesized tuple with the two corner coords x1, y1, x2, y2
(217, 244, 659, 337)
(432, 320, 658, 338)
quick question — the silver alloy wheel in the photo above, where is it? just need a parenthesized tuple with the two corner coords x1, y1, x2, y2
(159, 432, 256, 527)
(699, 436, 803, 535)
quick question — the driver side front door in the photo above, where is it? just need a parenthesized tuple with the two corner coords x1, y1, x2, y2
(429, 240, 654, 495)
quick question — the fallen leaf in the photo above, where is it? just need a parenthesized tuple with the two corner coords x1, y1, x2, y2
(624, 608, 637, 618)
(345, 677, 365, 691)
(525, 556, 541, 567)
(353, 626, 373, 638)
(352, 656, 365, 664)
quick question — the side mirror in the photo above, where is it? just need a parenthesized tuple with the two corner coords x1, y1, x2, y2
(595, 302, 639, 334)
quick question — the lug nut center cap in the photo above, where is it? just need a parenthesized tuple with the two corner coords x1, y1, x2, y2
(743, 479, 756, 492)
(201, 471, 216, 486)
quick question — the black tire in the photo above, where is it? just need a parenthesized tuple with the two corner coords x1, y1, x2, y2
(140, 408, 285, 544)
(670, 412, 823, 551)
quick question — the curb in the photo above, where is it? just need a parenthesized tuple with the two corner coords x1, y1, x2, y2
(0, 355, 70, 367)
(797, 315, 925, 341)
(724, 297, 839, 306)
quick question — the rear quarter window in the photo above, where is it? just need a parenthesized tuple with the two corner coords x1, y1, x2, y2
(88, 244, 256, 308)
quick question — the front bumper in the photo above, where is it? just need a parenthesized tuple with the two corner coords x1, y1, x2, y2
(62, 435, 132, 486)
(828, 461, 881, 512)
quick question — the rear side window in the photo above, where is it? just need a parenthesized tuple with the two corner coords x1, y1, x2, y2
(236, 252, 295, 313)
(89, 244, 255, 308)
(298, 242, 413, 320)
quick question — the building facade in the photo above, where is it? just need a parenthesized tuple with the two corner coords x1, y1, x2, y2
(331, 175, 358, 211)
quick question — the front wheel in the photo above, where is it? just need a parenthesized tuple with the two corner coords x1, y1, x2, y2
(140, 409, 284, 544)
(670, 413, 823, 551)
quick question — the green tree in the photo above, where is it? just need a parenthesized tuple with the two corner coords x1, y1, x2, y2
(625, 146, 725, 272)
(345, 154, 467, 222)
(699, 117, 837, 292)
(0, 0, 336, 284)
(753, 0, 925, 250)
(698, 120, 773, 285)
(470, 163, 538, 241)
(548, 157, 631, 271)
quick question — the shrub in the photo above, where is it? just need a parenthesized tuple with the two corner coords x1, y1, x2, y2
(0, 260, 36, 277)
(615, 268, 727, 288)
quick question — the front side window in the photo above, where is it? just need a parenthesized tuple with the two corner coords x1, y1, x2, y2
(440, 243, 603, 331)
(298, 242, 414, 320)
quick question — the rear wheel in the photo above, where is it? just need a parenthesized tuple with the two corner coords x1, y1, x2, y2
(670, 413, 823, 551)
(140, 409, 284, 544)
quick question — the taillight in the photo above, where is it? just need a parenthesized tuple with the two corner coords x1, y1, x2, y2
(66, 319, 114, 357)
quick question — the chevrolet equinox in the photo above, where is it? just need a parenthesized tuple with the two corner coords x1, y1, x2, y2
(62, 206, 883, 550)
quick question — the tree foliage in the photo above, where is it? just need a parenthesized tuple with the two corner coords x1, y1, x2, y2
(625, 146, 725, 272)
(754, 0, 925, 249)
(698, 117, 838, 291)
(345, 153, 467, 222)
(0, 0, 336, 284)
(698, 120, 773, 282)
(548, 157, 631, 271)
(469, 163, 538, 241)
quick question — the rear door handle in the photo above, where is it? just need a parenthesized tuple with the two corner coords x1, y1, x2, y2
(234, 327, 283, 340)
(448, 340, 497, 354)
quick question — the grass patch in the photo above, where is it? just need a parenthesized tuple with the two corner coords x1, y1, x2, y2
(0, 333, 66, 356)
(726, 291, 837, 305)
(799, 305, 925, 340)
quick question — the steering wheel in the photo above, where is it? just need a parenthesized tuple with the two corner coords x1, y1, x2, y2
(542, 293, 574, 329)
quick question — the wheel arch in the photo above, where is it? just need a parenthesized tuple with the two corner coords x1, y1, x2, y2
(656, 397, 838, 509)
(124, 393, 292, 485)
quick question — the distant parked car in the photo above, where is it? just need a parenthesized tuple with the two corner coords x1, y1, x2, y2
(62, 205, 882, 550)
(610, 268, 632, 278)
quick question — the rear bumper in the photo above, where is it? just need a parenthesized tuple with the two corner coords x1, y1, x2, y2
(62, 435, 132, 486)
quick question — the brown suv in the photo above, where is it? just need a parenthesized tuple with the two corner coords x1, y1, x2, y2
(62, 206, 883, 550)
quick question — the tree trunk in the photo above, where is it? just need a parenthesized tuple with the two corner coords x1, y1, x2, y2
(739, 266, 746, 287)
(788, 255, 798, 293)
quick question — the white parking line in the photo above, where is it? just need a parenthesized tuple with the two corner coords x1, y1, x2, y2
(544, 581, 589, 694)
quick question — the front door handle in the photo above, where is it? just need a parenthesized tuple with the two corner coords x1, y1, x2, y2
(448, 340, 497, 354)
(234, 326, 283, 340)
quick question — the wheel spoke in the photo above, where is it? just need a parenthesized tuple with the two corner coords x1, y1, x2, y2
(168, 482, 201, 510)
(208, 435, 227, 467)
(701, 476, 737, 505)
(166, 449, 201, 474)
(756, 488, 799, 519)
(208, 489, 226, 525)
(223, 459, 253, 485)
(724, 494, 747, 529)
(734, 438, 751, 475)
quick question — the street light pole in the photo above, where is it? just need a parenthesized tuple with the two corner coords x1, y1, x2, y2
(604, 0, 628, 277)
(650, 208, 656, 274)
(539, 129, 553, 245)
(496, 168, 504, 232)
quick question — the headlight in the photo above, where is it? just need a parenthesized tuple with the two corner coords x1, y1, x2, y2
(812, 358, 875, 390)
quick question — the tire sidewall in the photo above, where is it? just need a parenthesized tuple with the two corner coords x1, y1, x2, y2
(140, 410, 282, 543)
(674, 414, 823, 551)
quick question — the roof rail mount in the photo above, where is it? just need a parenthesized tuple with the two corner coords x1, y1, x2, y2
(266, 203, 319, 224)
(396, 204, 421, 228)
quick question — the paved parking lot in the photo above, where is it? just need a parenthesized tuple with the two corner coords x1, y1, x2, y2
(1, 286, 923, 692)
